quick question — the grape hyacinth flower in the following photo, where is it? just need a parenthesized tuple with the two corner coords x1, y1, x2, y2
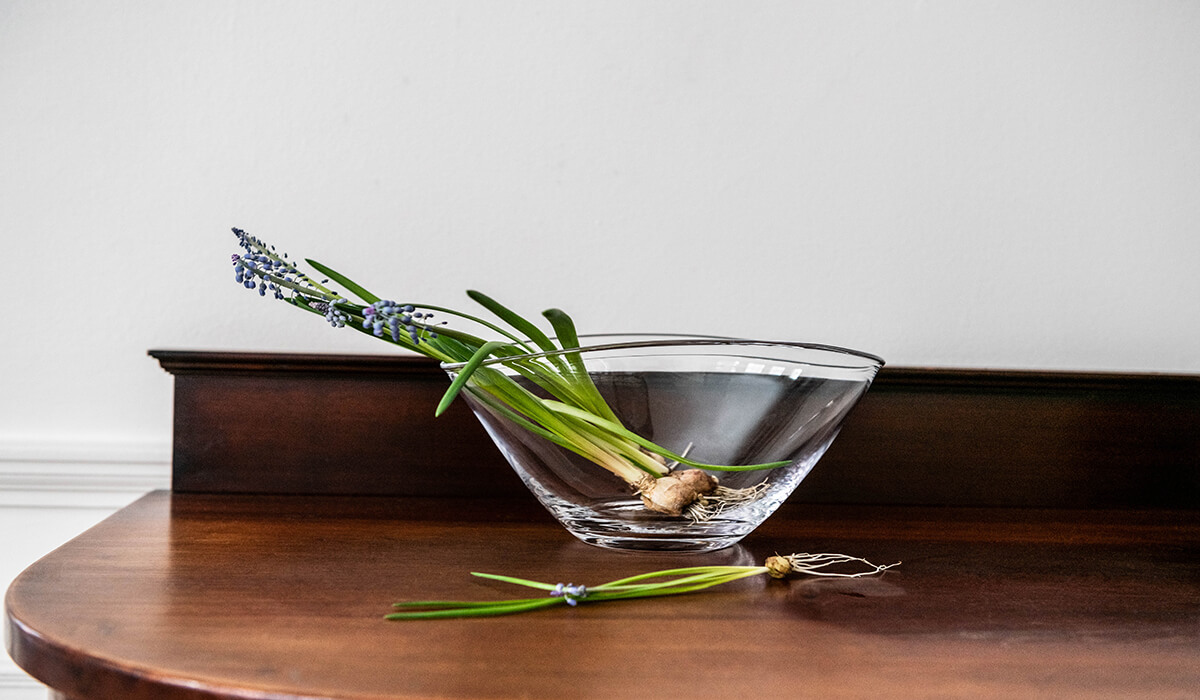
(549, 583, 588, 606)
(232, 228, 335, 302)
(231, 229, 452, 351)
(310, 300, 351, 328)
(363, 300, 443, 345)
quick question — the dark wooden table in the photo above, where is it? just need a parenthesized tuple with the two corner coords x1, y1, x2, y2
(8, 492, 1199, 699)
(9, 352, 1200, 698)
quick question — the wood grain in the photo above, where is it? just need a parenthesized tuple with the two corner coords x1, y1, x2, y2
(7, 492, 1200, 699)
(151, 350, 1200, 508)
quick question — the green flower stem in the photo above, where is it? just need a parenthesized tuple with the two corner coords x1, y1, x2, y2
(464, 388, 584, 453)
(316, 302, 460, 364)
(465, 367, 667, 480)
(566, 419, 668, 477)
(387, 566, 769, 620)
(405, 303, 539, 354)
(504, 358, 605, 417)
(464, 382, 651, 485)
(594, 565, 767, 589)
(388, 598, 563, 620)
(263, 272, 343, 304)
(542, 401, 790, 472)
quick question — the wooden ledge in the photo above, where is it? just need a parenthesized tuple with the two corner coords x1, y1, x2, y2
(149, 349, 437, 376)
(150, 350, 1200, 508)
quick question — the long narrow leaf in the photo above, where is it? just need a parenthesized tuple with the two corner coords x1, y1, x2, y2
(541, 308, 581, 351)
(464, 384, 583, 454)
(471, 572, 559, 590)
(543, 401, 790, 472)
(470, 373, 650, 482)
(411, 303, 537, 352)
(541, 308, 620, 422)
(501, 357, 601, 411)
(436, 341, 511, 416)
(306, 258, 381, 305)
(467, 290, 558, 353)
(387, 598, 563, 619)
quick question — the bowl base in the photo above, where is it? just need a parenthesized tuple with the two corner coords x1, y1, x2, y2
(551, 499, 754, 552)
(569, 532, 743, 553)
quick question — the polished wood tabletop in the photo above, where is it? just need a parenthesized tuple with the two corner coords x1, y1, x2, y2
(7, 491, 1200, 699)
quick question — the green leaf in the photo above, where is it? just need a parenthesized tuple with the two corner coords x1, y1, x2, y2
(466, 290, 557, 353)
(471, 572, 558, 590)
(542, 308, 620, 422)
(386, 598, 563, 619)
(542, 401, 791, 472)
(436, 341, 511, 417)
(541, 308, 580, 351)
(306, 258, 381, 305)
(462, 385, 577, 453)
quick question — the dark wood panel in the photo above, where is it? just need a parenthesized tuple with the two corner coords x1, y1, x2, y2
(154, 352, 522, 498)
(150, 350, 1200, 508)
(8, 492, 1200, 700)
(808, 367, 1200, 508)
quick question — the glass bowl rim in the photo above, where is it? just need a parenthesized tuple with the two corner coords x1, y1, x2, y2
(440, 332, 885, 371)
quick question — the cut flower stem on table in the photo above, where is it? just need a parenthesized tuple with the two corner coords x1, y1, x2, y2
(387, 554, 901, 619)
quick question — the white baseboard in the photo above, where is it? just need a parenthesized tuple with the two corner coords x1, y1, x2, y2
(0, 667, 47, 700)
(1, 437, 172, 699)
(0, 437, 171, 509)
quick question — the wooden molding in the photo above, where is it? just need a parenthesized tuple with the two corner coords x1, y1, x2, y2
(150, 350, 1200, 509)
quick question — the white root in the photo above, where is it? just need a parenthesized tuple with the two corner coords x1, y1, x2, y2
(685, 481, 771, 523)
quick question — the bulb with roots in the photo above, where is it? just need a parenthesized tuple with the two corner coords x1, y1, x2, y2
(634, 469, 771, 521)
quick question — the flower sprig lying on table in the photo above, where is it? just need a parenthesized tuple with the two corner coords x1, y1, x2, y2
(387, 553, 900, 619)
(230, 228, 785, 518)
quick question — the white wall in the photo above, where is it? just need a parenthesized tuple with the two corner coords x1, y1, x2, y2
(3, 0, 1199, 446)
(2, 1, 1199, 695)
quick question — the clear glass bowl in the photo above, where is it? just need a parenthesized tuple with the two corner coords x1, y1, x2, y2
(443, 334, 883, 552)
